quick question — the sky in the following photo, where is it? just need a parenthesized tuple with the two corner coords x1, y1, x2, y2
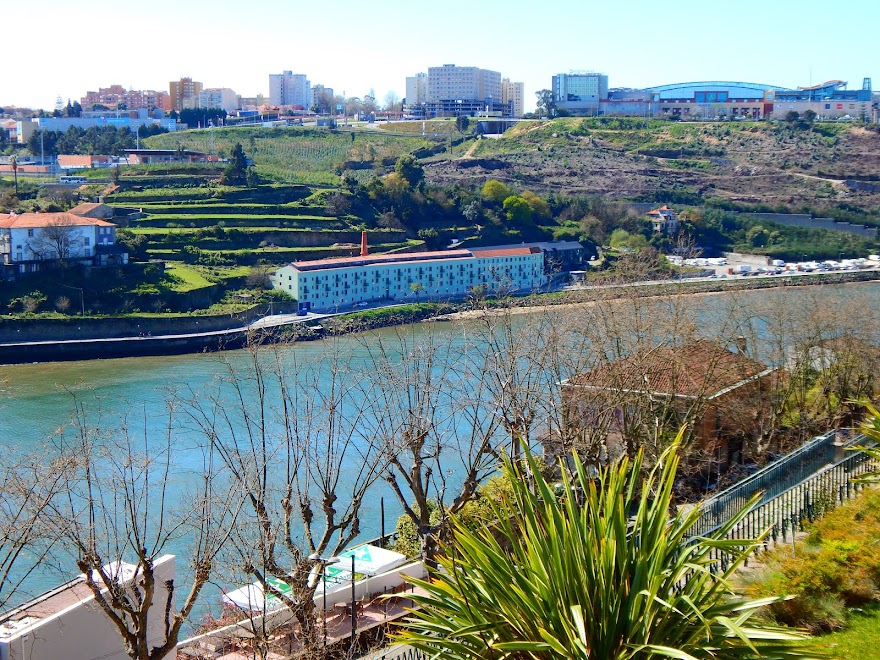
(4, 0, 878, 112)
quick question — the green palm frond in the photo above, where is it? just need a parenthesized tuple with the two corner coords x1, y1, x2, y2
(394, 431, 820, 659)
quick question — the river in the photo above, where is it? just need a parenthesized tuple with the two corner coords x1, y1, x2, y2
(2, 282, 879, 623)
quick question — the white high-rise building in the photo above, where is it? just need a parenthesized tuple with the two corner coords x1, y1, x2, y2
(268, 71, 311, 107)
(502, 78, 525, 118)
(406, 73, 429, 105)
(427, 64, 501, 104)
(198, 88, 239, 112)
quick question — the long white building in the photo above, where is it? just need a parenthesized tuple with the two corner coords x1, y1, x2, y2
(272, 240, 547, 311)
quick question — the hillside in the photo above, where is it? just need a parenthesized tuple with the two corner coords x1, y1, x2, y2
(422, 118, 880, 216)
(143, 125, 438, 185)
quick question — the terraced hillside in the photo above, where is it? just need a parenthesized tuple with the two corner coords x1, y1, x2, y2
(423, 118, 880, 216)
(108, 180, 418, 267)
(143, 125, 439, 185)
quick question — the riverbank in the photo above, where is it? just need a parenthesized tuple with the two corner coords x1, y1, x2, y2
(2, 269, 878, 365)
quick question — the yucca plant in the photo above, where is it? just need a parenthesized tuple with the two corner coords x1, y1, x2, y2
(853, 401, 880, 484)
(395, 436, 816, 659)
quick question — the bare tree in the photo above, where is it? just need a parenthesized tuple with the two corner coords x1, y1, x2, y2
(382, 91, 402, 115)
(0, 449, 69, 612)
(26, 215, 85, 262)
(47, 398, 241, 660)
(359, 326, 506, 566)
(181, 341, 387, 654)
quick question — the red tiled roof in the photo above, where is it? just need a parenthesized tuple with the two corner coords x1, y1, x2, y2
(69, 202, 106, 215)
(0, 212, 115, 229)
(567, 340, 770, 398)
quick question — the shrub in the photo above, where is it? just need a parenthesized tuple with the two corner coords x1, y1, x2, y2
(748, 489, 880, 633)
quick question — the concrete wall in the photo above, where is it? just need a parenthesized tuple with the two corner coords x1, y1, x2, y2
(178, 560, 428, 654)
(0, 303, 295, 343)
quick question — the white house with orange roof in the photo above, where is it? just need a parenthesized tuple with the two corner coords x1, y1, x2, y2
(0, 211, 123, 276)
(646, 205, 680, 234)
(271, 233, 547, 310)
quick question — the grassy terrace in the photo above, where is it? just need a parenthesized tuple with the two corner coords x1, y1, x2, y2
(129, 226, 354, 236)
(129, 215, 338, 226)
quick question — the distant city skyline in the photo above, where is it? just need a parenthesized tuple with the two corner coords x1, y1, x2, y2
(4, 0, 877, 112)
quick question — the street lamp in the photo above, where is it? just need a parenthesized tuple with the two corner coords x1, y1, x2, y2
(350, 554, 356, 649)
(308, 553, 340, 647)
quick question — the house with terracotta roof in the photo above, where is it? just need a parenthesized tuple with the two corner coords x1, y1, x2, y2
(68, 202, 114, 220)
(272, 233, 547, 311)
(559, 340, 779, 470)
(646, 205, 679, 233)
(0, 211, 126, 277)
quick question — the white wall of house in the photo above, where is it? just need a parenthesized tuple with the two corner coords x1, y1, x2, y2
(2, 223, 116, 263)
(0, 556, 175, 660)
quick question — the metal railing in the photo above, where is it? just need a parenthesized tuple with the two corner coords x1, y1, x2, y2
(693, 438, 877, 572)
(689, 430, 860, 538)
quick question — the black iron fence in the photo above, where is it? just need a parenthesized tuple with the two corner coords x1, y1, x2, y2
(693, 435, 877, 573)
(689, 430, 862, 538)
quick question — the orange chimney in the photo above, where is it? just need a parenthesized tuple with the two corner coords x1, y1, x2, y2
(360, 231, 368, 257)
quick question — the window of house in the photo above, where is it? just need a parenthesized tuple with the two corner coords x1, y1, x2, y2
(27, 229, 34, 237)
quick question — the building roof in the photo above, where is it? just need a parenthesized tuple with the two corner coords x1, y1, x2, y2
(647, 205, 675, 216)
(0, 212, 115, 229)
(289, 249, 474, 271)
(469, 246, 540, 258)
(287, 246, 539, 272)
(69, 202, 112, 216)
(566, 340, 771, 399)
(471, 241, 584, 253)
(644, 81, 789, 93)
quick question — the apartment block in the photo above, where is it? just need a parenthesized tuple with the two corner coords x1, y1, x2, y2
(81, 85, 170, 112)
(427, 64, 501, 105)
(502, 78, 525, 118)
(406, 73, 429, 105)
(310, 84, 335, 111)
(197, 88, 239, 112)
(169, 77, 203, 112)
(268, 71, 310, 107)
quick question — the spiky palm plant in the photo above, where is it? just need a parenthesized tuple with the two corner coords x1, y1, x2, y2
(395, 437, 815, 659)
(853, 401, 880, 483)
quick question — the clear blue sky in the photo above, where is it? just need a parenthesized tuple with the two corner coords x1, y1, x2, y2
(5, 0, 878, 112)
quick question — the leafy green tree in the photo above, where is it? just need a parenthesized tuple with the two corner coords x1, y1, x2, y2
(784, 110, 800, 124)
(396, 440, 809, 659)
(221, 143, 248, 186)
(535, 89, 556, 118)
(521, 190, 551, 220)
(394, 154, 424, 188)
(482, 179, 510, 204)
(456, 115, 471, 134)
(502, 195, 533, 226)
(803, 109, 817, 126)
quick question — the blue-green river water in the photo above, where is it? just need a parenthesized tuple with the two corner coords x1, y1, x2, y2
(2, 282, 878, 625)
